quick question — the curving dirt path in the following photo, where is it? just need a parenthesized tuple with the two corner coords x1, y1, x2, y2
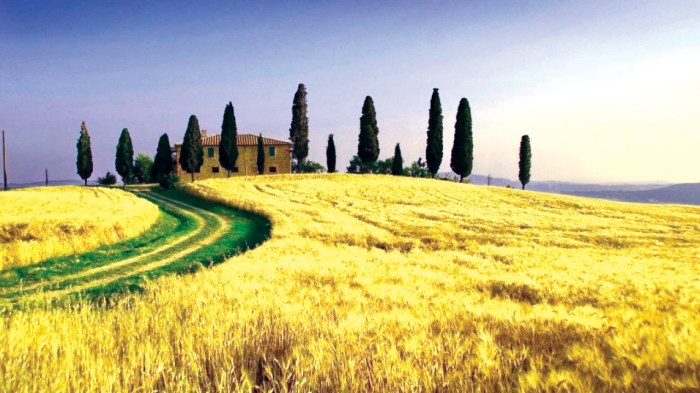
(0, 188, 268, 308)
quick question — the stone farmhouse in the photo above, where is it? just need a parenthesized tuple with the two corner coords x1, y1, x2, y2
(173, 131, 292, 182)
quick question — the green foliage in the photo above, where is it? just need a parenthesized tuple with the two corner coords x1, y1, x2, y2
(256, 134, 265, 175)
(426, 88, 443, 177)
(153, 133, 173, 181)
(97, 171, 117, 186)
(346, 155, 393, 175)
(158, 173, 180, 189)
(289, 84, 309, 172)
(76, 121, 93, 186)
(178, 115, 204, 181)
(358, 96, 380, 172)
(392, 143, 403, 176)
(326, 134, 336, 173)
(450, 97, 473, 182)
(407, 158, 431, 178)
(219, 102, 239, 177)
(346, 155, 362, 174)
(115, 128, 134, 187)
(300, 160, 326, 173)
(374, 157, 394, 174)
(133, 153, 154, 184)
(519, 135, 532, 190)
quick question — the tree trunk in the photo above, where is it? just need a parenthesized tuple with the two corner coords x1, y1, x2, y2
(522, 184, 525, 190)
(227, 170, 230, 178)
(459, 175, 463, 183)
(84, 178, 87, 186)
(190, 172, 194, 182)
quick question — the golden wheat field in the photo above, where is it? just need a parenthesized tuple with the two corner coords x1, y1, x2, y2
(0, 186, 159, 270)
(1, 174, 699, 392)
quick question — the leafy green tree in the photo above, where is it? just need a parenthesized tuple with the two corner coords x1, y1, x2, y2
(392, 143, 403, 176)
(374, 157, 394, 174)
(358, 96, 380, 172)
(300, 160, 326, 173)
(347, 155, 362, 173)
(115, 128, 134, 187)
(76, 121, 93, 186)
(426, 88, 443, 177)
(153, 133, 173, 184)
(133, 153, 154, 183)
(289, 83, 309, 172)
(256, 134, 265, 175)
(219, 101, 239, 177)
(326, 134, 336, 173)
(178, 115, 203, 182)
(97, 171, 117, 185)
(519, 135, 532, 190)
(450, 98, 473, 183)
(408, 158, 430, 178)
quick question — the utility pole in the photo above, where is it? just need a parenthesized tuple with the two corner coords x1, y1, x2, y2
(2, 130, 7, 191)
(45, 169, 49, 186)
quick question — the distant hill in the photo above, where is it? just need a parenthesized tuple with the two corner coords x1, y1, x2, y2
(445, 173, 669, 193)
(565, 183, 700, 206)
(7, 179, 84, 189)
(439, 172, 697, 206)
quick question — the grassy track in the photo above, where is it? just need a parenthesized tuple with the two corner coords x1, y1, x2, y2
(0, 187, 270, 310)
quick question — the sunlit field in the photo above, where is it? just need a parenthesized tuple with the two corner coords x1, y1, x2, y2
(1, 174, 699, 392)
(0, 186, 158, 270)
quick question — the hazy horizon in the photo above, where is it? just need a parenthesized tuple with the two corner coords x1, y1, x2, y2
(1, 1, 698, 184)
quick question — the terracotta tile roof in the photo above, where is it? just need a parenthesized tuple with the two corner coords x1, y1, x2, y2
(176, 133, 291, 147)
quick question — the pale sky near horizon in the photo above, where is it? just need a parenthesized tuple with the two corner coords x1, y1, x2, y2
(1, 1, 698, 184)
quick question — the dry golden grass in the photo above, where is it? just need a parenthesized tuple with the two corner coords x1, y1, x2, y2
(1, 174, 699, 392)
(0, 186, 159, 270)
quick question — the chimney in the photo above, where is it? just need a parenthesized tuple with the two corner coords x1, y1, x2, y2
(201, 129, 207, 138)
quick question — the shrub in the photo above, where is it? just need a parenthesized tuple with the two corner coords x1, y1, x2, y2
(97, 172, 117, 186)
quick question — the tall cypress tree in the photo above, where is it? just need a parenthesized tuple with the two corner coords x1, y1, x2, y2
(219, 102, 239, 177)
(256, 134, 265, 175)
(115, 128, 134, 188)
(450, 98, 473, 183)
(178, 115, 203, 182)
(289, 83, 309, 172)
(76, 121, 93, 186)
(426, 88, 443, 177)
(153, 133, 173, 180)
(326, 134, 336, 173)
(358, 96, 380, 173)
(392, 143, 403, 176)
(519, 135, 532, 190)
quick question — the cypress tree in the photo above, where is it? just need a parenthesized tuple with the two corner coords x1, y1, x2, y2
(153, 133, 173, 180)
(326, 134, 336, 173)
(178, 115, 203, 182)
(518, 135, 532, 190)
(219, 102, 239, 177)
(289, 83, 309, 172)
(392, 143, 403, 176)
(358, 96, 380, 173)
(115, 128, 134, 188)
(426, 88, 443, 177)
(256, 134, 265, 175)
(450, 98, 473, 183)
(76, 121, 93, 186)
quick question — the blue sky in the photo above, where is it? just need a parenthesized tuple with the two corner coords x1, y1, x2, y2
(1, 1, 698, 183)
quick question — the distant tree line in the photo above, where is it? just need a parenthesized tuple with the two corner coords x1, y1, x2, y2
(77, 84, 532, 190)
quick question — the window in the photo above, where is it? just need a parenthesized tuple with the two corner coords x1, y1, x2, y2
(232, 167, 239, 173)
(269, 166, 277, 173)
(212, 166, 220, 173)
(268, 146, 276, 157)
(208, 147, 215, 158)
